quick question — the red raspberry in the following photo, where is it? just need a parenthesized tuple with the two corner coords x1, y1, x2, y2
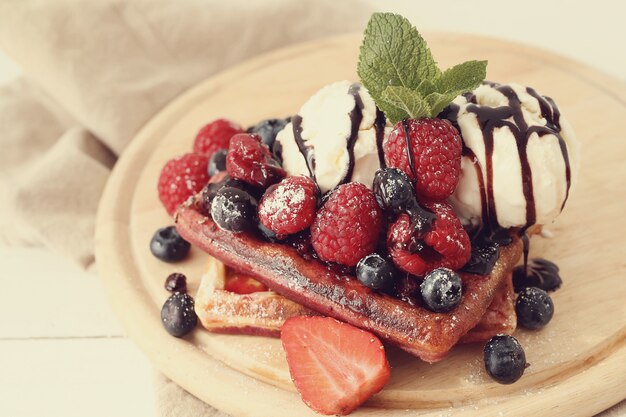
(158, 152, 209, 215)
(226, 133, 286, 188)
(259, 176, 319, 237)
(384, 118, 462, 201)
(310, 183, 382, 267)
(193, 118, 244, 158)
(387, 201, 470, 276)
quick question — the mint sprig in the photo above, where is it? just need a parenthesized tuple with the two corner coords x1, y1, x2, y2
(357, 13, 487, 123)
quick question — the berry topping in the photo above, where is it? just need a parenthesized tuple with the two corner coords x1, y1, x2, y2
(201, 173, 260, 215)
(281, 316, 390, 415)
(157, 153, 209, 215)
(462, 229, 512, 275)
(384, 118, 462, 201)
(224, 272, 268, 294)
(226, 133, 286, 188)
(483, 335, 528, 384)
(164, 272, 187, 293)
(150, 226, 190, 262)
(210, 187, 257, 233)
(207, 149, 228, 177)
(513, 258, 562, 293)
(372, 168, 415, 214)
(258, 176, 318, 237)
(420, 268, 462, 312)
(356, 253, 396, 291)
(310, 183, 383, 267)
(387, 201, 470, 276)
(161, 292, 197, 337)
(247, 118, 289, 149)
(192, 118, 243, 158)
(515, 287, 554, 330)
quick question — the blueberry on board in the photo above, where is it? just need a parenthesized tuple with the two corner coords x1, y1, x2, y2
(164, 272, 187, 293)
(484, 335, 528, 384)
(207, 149, 228, 176)
(249, 118, 289, 149)
(420, 268, 462, 312)
(150, 226, 190, 262)
(161, 292, 197, 337)
(210, 186, 257, 233)
(356, 253, 396, 291)
(515, 287, 554, 330)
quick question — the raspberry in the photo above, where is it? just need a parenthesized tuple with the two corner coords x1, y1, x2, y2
(193, 118, 244, 158)
(310, 183, 382, 267)
(384, 118, 462, 201)
(387, 201, 470, 276)
(158, 153, 209, 215)
(226, 133, 286, 188)
(259, 176, 319, 237)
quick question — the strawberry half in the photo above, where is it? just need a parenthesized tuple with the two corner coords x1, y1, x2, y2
(281, 316, 390, 415)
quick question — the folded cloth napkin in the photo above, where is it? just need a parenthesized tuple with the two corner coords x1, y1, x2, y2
(0, 0, 370, 415)
(0, 0, 370, 265)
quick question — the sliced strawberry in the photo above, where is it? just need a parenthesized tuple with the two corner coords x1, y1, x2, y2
(224, 270, 268, 294)
(281, 316, 390, 415)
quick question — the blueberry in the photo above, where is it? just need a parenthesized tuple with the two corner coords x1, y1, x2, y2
(207, 149, 228, 176)
(372, 168, 415, 214)
(201, 176, 259, 214)
(161, 292, 197, 337)
(420, 268, 462, 312)
(356, 254, 396, 291)
(515, 287, 554, 329)
(248, 118, 289, 149)
(150, 226, 190, 262)
(164, 272, 187, 293)
(484, 335, 528, 384)
(210, 186, 257, 233)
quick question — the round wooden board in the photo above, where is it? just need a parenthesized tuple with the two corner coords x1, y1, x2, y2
(96, 33, 626, 416)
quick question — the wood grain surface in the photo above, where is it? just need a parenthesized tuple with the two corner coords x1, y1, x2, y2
(95, 33, 626, 416)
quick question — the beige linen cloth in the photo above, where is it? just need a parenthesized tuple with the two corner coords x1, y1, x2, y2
(0, 1, 623, 416)
(0, 1, 369, 416)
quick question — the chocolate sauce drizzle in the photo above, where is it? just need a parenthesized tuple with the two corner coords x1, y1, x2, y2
(374, 109, 387, 168)
(291, 115, 316, 180)
(401, 119, 417, 179)
(443, 82, 572, 234)
(339, 83, 366, 186)
(513, 258, 562, 292)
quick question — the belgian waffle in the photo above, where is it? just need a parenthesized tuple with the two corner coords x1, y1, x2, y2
(195, 256, 516, 345)
(177, 198, 522, 362)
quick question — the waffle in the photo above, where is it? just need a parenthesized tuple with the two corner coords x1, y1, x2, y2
(177, 200, 523, 362)
(195, 257, 516, 344)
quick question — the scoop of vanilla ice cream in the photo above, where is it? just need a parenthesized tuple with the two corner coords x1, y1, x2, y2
(276, 81, 390, 193)
(445, 82, 580, 229)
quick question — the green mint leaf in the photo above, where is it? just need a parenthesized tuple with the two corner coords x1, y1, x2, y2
(357, 13, 488, 120)
(357, 13, 439, 110)
(436, 60, 487, 94)
(416, 79, 436, 96)
(425, 92, 460, 118)
(381, 86, 431, 123)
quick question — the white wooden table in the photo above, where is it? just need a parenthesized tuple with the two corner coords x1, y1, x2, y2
(1, 1, 625, 416)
